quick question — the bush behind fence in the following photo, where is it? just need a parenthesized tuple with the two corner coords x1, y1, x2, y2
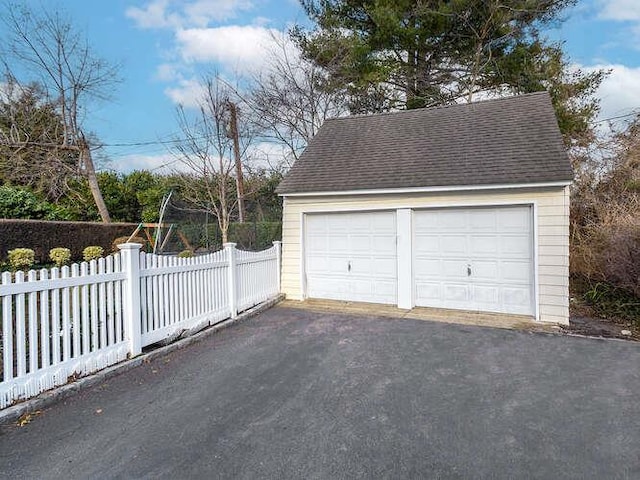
(0, 219, 139, 263)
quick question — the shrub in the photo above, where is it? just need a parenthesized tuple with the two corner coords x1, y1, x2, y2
(0, 185, 73, 220)
(0, 219, 140, 263)
(178, 249, 194, 258)
(83, 246, 104, 261)
(112, 236, 147, 252)
(49, 247, 71, 267)
(8, 248, 35, 270)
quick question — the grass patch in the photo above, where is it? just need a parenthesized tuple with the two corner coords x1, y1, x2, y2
(571, 275, 640, 326)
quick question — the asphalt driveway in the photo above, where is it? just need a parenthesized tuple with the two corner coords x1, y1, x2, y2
(1, 306, 639, 479)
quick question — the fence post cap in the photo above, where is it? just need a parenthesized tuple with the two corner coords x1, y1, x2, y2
(223, 242, 237, 249)
(117, 243, 143, 251)
(272, 240, 282, 246)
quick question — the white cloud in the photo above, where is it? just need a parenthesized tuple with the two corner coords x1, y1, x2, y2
(126, 0, 181, 29)
(248, 141, 291, 169)
(164, 78, 208, 108)
(582, 64, 640, 121)
(126, 0, 253, 29)
(183, 0, 253, 27)
(176, 25, 280, 71)
(110, 153, 178, 173)
(598, 0, 640, 21)
(155, 63, 181, 82)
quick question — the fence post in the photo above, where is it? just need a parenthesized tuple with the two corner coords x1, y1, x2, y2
(118, 243, 143, 357)
(224, 243, 238, 318)
(272, 241, 282, 292)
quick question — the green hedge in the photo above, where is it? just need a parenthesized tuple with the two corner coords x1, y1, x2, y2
(0, 219, 140, 262)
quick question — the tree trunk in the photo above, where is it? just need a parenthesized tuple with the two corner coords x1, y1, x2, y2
(228, 102, 246, 223)
(80, 141, 111, 223)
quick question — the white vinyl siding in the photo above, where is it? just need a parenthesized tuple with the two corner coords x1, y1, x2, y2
(281, 186, 570, 325)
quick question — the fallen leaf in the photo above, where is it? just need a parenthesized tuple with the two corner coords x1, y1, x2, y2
(95, 409, 103, 414)
(16, 410, 42, 427)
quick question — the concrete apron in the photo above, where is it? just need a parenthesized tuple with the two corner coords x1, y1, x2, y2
(279, 298, 561, 334)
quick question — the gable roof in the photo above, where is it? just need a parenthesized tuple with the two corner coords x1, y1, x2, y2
(276, 92, 573, 195)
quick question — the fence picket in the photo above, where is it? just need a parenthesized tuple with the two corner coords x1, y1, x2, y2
(89, 261, 98, 352)
(50, 268, 60, 366)
(2, 272, 13, 381)
(160, 256, 167, 329)
(98, 258, 107, 350)
(1, 243, 280, 409)
(39, 269, 49, 369)
(106, 256, 115, 346)
(80, 262, 90, 355)
(15, 272, 26, 376)
(61, 266, 71, 362)
(28, 270, 38, 373)
(71, 264, 81, 358)
(114, 255, 123, 343)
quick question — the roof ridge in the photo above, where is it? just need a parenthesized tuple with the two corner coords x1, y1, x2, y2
(326, 91, 550, 122)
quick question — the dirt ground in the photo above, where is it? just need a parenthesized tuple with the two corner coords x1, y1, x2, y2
(567, 302, 638, 341)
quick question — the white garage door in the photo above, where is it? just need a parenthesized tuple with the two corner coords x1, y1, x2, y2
(414, 206, 534, 316)
(305, 211, 397, 304)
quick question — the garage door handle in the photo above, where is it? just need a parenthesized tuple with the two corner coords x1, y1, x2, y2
(467, 264, 472, 276)
(348, 261, 351, 272)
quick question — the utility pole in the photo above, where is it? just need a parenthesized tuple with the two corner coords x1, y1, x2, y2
(227, 101, 246, 223)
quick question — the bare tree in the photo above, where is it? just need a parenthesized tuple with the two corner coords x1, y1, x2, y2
(247, 33, 347, 167)
(171, 75, 254, 243)
(1, 3, 120, 222)
(0, 76, 78, 198)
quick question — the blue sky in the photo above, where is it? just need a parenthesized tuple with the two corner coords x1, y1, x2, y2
(5, 0, 640, 172)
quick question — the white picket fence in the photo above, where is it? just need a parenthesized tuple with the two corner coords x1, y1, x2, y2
(0, 242, 281, 409)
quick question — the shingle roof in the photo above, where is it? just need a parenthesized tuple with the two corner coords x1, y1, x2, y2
(276, 92, 573, 195)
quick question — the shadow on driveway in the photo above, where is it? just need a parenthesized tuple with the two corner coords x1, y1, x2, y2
(1, 306, 639, 479)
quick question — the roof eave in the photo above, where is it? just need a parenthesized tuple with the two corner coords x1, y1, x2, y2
(278, 180, 572, 197)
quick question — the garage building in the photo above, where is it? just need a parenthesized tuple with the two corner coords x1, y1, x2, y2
(276, 92, 573, 325)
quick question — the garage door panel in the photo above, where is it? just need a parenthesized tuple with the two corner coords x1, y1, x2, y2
(472, 285, 499, 304)
(306, 256, 328, 273)
(347, 258, 396, 277)
(416, 282, 441, 301)
(503, 287, 532, 314)
(372, 258, 397, 277)
(327, 215, 350, 232)
(328, 236, 350, 252)
(414, 206, 534, 316)
(438, 210, 467, 229)
(306, 235, 328, 253)
(415, 258, 441, 278)
(498, 209, 531, 231)
(439, 236, 467, 255)
(500, 235, 531, 256)
(375, 281, 397, 298)
(471, 260, 499, 280)
(501, 261, 532, 282)
(469, 210, 497, 230)
(349, 234, 372, 251)
(442, 260, 468, 279)
(373, 235, 396, 251)
(414, 235, 440, 254)
(307, 274, 347, 297)
(470, 236, 499, 256)
(306, 211, 397, 305)
(444, 284, 470, 302)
